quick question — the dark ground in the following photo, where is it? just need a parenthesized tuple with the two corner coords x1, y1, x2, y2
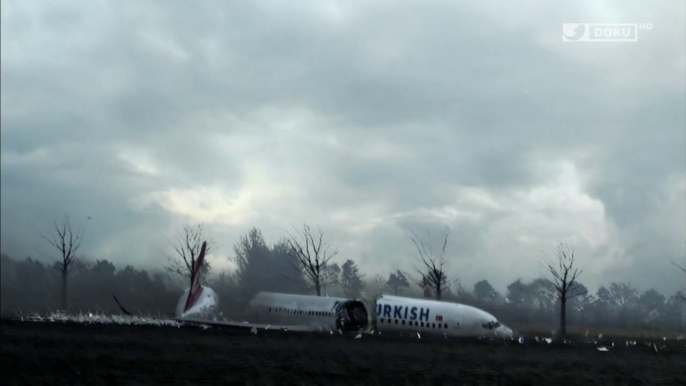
(1, 319, 685, 385)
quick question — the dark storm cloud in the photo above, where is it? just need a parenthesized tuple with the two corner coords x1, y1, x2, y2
(1, 0, 684, 294)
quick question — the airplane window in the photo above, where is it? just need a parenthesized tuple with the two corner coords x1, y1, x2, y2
(444, 323, 448, 328)
(380, 318, 384, 323)
(402, 320, 405, 325)
(395, 319, 398, 324)
(420, 322, 424, 327)
(432, 323, 436, 328)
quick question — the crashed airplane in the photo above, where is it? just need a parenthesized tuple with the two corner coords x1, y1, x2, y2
(117, 241, 513, 338)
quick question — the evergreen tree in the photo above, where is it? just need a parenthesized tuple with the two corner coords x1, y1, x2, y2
(340, 259, 365, 298)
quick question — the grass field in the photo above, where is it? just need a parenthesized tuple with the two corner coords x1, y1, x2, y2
(511, 323, 686, 341)
(2, 318, 685, 385)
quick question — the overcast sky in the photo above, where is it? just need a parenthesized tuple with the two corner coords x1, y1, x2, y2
(2, 0, 684, 295)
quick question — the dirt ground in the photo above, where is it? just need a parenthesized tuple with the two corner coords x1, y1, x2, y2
(2, 319, 685, 385)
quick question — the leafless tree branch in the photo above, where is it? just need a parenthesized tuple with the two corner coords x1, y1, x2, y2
(286, 223, 338, 296)
(406, 226, 451, 300)
(165, 223, 212, 288)
(543, 242, 585, 336)
(41, 214, 84, 309)
(672, 259, 686, 275)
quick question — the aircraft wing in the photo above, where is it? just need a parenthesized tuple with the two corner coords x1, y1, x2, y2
(177, 317, 320, 332)
(113, 294, 320, 333)
(15, 310, 318, 333)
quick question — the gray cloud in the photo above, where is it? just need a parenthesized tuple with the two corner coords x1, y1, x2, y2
(1, 0, 684, 296)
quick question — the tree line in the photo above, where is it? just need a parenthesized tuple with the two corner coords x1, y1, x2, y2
(1, 216, 684, 335)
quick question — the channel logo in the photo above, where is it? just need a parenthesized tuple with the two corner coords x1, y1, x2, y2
(562, 23, 652, 42)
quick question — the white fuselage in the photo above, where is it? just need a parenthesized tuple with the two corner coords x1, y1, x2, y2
(247, 291, 368, 332)
(374, 295, 513, 338)
(175, 285, 219, 320)
(173, 287, 512, 338)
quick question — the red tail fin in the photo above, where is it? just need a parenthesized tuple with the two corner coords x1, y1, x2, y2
(183, 241, 207, 314)
(422, 276, 432, 298)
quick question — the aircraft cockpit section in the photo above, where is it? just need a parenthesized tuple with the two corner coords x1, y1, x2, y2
(481, 320, 502, 330)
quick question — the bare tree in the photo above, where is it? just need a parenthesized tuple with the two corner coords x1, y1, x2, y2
(543, 243, 586, 336)
(41, 215, 83, 310)
(165, 223, 212, 289)
(408, 226, 451, 300)
(672, 259, 686, 291)
(286, 224, 337, 296)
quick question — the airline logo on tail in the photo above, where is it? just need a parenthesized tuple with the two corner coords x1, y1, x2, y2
(183, 241, 207, 314)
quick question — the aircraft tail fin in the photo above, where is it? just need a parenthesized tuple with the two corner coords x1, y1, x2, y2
(422, 276, 432, 298)
(183, 241, 207, 314)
